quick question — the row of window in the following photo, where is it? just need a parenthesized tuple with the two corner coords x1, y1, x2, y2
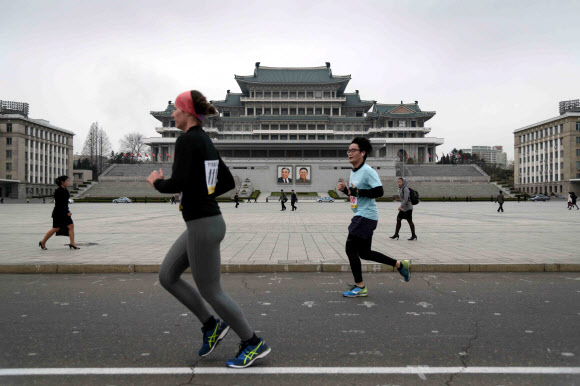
(519, 124, 563, 143)
(520, 163, 564, 173)
(519, 175, 564, 183)
(520, 153, 564, 163)
(249, 90, 336, 99)
(223, 108, 363, 117)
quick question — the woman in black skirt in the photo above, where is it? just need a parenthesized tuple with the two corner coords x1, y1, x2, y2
(39, 175, 79, 250)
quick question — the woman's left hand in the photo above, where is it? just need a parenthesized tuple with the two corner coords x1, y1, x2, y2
(147, 169, 164, 187)
(68, 212, 72, 216)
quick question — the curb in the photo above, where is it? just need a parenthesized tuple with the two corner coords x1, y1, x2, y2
(0, 263, 579, 274)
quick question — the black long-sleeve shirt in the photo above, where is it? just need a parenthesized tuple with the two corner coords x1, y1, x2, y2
(153, 126, 235, 221)
(52, 187, 70, 218)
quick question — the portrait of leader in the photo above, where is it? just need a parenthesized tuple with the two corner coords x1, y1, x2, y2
(295, 166, 311, 184)
(277, 166, 292, 183)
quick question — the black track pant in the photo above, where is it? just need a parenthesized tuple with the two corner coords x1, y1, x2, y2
(497, 203, 504, 212)
(345, 234, 397, 283)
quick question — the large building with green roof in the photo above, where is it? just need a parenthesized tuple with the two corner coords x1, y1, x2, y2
(144, 63, 444, 193)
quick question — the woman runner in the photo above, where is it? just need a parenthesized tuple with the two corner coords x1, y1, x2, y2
(147, 90, 270, 368)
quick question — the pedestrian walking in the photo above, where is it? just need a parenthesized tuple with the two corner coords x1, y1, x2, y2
(290, 190, 297, 211)
(338, 137, 411, 298)
(571, 192, 579, 210)
(279, 190, 287, 211)
(147, 90, 269, 369)
(26, 198, 30, 204)
(390, 177, 417, 241)
(517, 195, 520, 203)
(39, 175, 79, 250)
(43, 197, 46, 204)
(497, 191, 505, 212)
(0, 197, 3, 204)
(568, 192, 573, 209)
(234, 193, 239, 208)
(171, 195, 176, 205)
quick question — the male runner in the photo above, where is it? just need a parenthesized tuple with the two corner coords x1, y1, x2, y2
(338, 137, 411, 297)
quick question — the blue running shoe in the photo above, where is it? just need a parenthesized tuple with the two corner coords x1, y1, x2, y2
(199, 319, 230, 357)
(398, 259, 411, 282)
(342, 285, 368, 297)
(226, 338, 271, 369)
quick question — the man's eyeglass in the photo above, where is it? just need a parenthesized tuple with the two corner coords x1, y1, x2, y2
(346, 149, 360, 154)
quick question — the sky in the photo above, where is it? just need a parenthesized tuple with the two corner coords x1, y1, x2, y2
(2, 0, 579, 161)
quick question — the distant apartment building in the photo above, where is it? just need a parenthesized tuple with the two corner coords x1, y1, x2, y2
(514, 99, 580, 195)
(0, 101, 74, 199)
(461, 146, 507, 167)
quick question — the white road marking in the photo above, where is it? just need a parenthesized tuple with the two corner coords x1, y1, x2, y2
(1, 367, 580, 376)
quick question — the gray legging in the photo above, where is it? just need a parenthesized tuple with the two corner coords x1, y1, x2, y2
(158, 214, 253, 341)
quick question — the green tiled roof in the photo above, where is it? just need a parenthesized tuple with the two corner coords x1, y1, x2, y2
(150, 102, 175, 121)
(343, 93, 374, 107)
(236, 66, 350, 84)
(211, 93, 243, 107)
(372, 103, 436, 119)
(235, 65, 351, 94)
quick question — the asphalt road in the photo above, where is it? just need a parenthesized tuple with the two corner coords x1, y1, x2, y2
(1, 272, 579, 385)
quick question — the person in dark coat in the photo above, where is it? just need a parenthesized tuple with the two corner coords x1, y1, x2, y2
(234, 193, 239, 208)
(571, 192, 579, 210)
(279, 190, 287, 211)
(39, 175, 79, 250)
(496, 191, 505, 212)
(290, 190, 298, 211)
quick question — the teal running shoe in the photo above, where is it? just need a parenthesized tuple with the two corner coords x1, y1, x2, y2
(199, 319, 230, 357)
(398, 259, 411, 282)
(226, 338, 271, 368)
(342, 285, 368, 297)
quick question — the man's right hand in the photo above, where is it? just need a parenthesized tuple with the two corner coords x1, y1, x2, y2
(337, 178, 345, 192)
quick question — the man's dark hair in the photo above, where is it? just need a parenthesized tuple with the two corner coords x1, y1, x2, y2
(281, 168, 290, 172)
(398, 177, 403, 182)
(299, 168, 308, 172)
(351, 137, 372, 160)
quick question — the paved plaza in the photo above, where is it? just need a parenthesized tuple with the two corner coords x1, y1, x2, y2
(0, 200, 578, 272)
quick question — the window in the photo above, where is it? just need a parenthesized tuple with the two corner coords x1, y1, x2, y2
(576, 149, 580, 156)
(247, 108, 254, 115)
(576, 122, 580, 131)
(280, 135, 287, 140)
(315, 91, 322, 98)
(271, 135, 278, 140)
(307, 108, 313, 115)
(6, 163, 12, 171)
(577, 161, 580, 170)
(388, 121, 393, 128)
(298, 108, 305, 115)
(355, 111, 363, 117)
(315, 108, 322, 115)
(6, 150, 12, 158)
(7, 123, 12, 132)
(306, 92, 313, 98)
(282, 108, 289, 115)
(577, 137, 580, 144)
(6, 137, 12, 145)
(6, 175, 11, 180)
(324, 108, 330, 115)
(332, 108, 339, 115)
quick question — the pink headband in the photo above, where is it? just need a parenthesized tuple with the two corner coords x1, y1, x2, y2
(175, 91, 204, 122)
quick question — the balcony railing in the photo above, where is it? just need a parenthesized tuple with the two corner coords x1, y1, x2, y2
(240, 96, 346, 103)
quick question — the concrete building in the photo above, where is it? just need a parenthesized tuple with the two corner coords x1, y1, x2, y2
(0, 101, 74, 199)
(144, 63, 444, 193)
(469, 145, 508, 167)
(514, 99, 580, 196)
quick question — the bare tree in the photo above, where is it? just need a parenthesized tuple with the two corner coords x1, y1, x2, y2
(81, 122, 112, 174)
(120, 132, 149, 158)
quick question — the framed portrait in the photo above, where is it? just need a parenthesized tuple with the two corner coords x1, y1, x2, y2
(295, 166, 311, 184)
(277, 166, 293, 184)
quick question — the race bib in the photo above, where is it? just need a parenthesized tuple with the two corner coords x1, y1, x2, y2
(350, 195, 357, 209)
(204, 160, 219, 194)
